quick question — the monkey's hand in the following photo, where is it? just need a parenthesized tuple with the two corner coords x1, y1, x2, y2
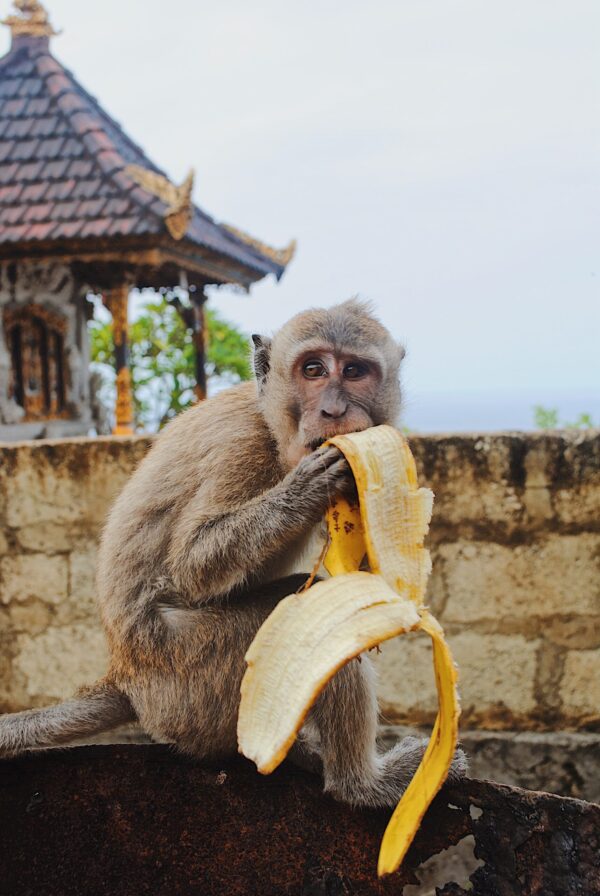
(282, 446, 357, 515)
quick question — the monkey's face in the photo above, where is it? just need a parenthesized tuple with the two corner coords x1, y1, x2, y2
(254, 301, 404, 470)
(286, 346, 386, 464)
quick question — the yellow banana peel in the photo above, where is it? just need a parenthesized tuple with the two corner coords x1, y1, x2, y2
(237, 425, 461, 877)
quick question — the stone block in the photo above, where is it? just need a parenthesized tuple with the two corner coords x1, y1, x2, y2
(560, 650, 600, 718)
(16, 522, 75, 553)
(7, 599, 52, 635)
(440, 535, 600, 623)
(13, 624, 108, 700)
(0, 553, 68, 606)
(60, 545, 98, 623)
(450, 632, 539, 717)
(1, 437, 151, 530)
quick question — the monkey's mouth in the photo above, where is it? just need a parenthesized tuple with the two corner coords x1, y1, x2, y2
(308, 437, 327, 451)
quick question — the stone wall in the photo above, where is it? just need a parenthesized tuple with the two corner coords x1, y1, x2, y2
(0, 436, 150, 712)
(0, 431, 598, 733)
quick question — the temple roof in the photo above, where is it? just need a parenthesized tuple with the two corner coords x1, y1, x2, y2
(0, 4, 294, 287)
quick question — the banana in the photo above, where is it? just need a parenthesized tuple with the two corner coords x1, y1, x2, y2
(237, 425, 460, 877)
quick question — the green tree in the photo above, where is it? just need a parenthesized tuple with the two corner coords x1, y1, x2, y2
(533, 405, 596, 430)
(90, 294, 252, 431)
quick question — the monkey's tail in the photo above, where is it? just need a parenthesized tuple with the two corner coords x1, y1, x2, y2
(0, 679, 136, 758)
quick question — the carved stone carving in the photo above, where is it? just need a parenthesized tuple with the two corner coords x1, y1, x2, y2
(2, 1, 59, 39)
(89, 370, 112, 436)
(223, 225, 296, 267)
(0, 262, 73, 308)
(125, 165, 194, 241)
(0, 319, 25, 425)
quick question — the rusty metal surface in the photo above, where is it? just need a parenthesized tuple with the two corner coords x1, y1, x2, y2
(0, 745, 598, 896)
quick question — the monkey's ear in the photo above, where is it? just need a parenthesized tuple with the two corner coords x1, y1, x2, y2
(252, 334, 272, 391)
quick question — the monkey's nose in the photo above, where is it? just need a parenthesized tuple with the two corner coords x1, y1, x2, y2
(321, 403, 348, 419)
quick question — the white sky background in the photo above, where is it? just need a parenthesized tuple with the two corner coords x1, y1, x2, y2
(3, 0, 598, 428)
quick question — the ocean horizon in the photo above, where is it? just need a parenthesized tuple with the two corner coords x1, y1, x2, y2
(401, 389, 599, 434)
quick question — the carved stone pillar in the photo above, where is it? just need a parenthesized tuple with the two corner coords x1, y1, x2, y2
(104, 285, 133, 435)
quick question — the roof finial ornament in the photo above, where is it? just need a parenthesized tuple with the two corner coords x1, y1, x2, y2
(2, 1, 59, 39)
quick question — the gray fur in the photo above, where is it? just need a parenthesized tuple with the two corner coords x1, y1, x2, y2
(0, 682, 134, 757)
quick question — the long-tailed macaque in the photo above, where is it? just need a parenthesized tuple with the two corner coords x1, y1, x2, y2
(0, 300, 466, 806)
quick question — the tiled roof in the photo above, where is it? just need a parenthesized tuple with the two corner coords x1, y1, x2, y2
(0, 35, 286, 280)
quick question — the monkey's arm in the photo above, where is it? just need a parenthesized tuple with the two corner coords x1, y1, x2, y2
(167, 447, 350, 603)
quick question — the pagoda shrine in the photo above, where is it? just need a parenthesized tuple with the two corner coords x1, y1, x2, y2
(0, 1, 294, 439)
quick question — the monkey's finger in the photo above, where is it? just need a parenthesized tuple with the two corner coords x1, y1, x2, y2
(325, 457, 358, 503)
(314, 445, 345, 468)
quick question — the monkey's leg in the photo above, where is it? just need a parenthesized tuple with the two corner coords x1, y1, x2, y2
(0, 681, 135, 758)
(310, 656, 467, 809)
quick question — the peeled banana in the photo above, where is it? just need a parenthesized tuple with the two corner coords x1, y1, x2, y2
(237, 425, 460, 877)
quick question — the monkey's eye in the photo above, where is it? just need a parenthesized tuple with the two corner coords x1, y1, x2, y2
(303, 360, 327, 379)
(343, 362, 369, 380)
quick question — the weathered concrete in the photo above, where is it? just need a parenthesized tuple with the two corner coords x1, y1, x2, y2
(0, 431, 598, 734)
(382, 726, 600, 804)
(0, 746, 598, 896)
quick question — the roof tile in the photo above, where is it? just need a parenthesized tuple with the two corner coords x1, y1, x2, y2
(2, 223, 29, 241)
(70, 112, 98, 134)
(0, 161, 19, 184)
(24, 202, 53, 222)
(0, 141, 16, 162)
(0, 183, 22, 202)
(24, 96, 51, 116)
(76, 198, 106, 217)
(55, 91, 86, 114)
(29, 116, 60, 138)
(41, 158, 69, 179)
(1, 205, 26, 225)
(10, 138, 39, 160)
(37, 137, 65, 159)
(51, 200, 79, 220)
(21, 181, 48, 202)
(66, 158, 94, 178)
(51, 220, 83, 239)
(80, 217, 112, 238)
(18, 77, 43, 98)
(45, 179, 76, 201)
(0, 78, 21, 98)
(3, 97, 27, 117)
(9, 57, 34, 78)
(5, 117, 34, 139)
(45, 72, 71, 97)
(106, 217, 139, 236)
(61, 137, 84, 158)
(82, 130, 113, 154)
(24, 220, 57, 240)
(35, 55, 63, 77)
(17, 160, 44, 181)
(103, 197, 130, 216)
(69, 178, 102, 199)
(96, 149, 122, 174)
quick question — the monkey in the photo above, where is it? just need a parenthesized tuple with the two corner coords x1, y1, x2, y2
(0, 299, 467, 807)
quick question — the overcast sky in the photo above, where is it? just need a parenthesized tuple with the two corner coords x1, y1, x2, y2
(2, 0, 598, 425)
